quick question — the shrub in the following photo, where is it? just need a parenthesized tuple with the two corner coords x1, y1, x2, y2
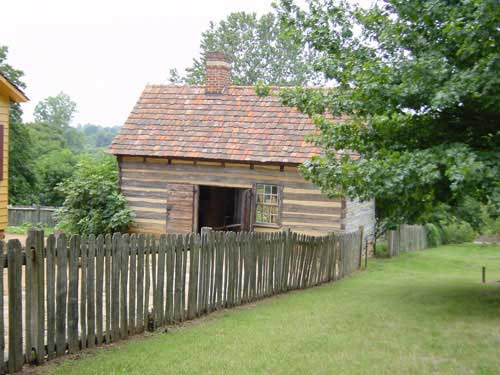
(479, 206, 500, 235)
(425, 223, 443, 247)
(56, 154, 134, 235)
(439, 221, 476, 244)
(374, 241, 389, 258)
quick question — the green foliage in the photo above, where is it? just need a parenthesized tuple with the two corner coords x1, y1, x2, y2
(77, 124, 121, 149)
(36, 149, 78, 206)
(180, 12, 320, 86)
(56, 154, 133, 235)
(424, 223, 443, 248)
(0, 46, 25, 124)
(255, 81, 271, 97)
(479, 206, 500, 235)
(374, 241, 389, 258)
(9, 120, 39, 204)
(1, 45, 39, 204)
(6, 224, 54, 235)
(440, 221, 476, 244)
(168, 68, 183, 84)
(34, 92, 77, 128)
(275, 0, 500, 234)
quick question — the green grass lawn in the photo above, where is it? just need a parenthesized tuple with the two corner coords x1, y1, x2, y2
(5, 224, 54, 236)
(48, 243, 500, 375)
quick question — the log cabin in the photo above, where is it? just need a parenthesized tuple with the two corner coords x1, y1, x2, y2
(109, 52, 375, 239)
(0, 72, 28, 238)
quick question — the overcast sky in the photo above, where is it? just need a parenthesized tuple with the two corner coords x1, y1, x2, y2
(2, 0, 369, 127)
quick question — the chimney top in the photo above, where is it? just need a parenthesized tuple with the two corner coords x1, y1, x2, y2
(205, 51, 231, 94)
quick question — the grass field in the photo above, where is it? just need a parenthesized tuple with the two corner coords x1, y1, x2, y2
(5, 224, 54, 236)
(47, 243, 500, 375)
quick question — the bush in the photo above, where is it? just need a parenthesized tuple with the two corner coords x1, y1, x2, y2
(439, 221, 476, 244)
(56, 154, 134, 235)
(425, 223, 443, 247)
(374, 241, 390, 258)
(479, 206, 500, 235)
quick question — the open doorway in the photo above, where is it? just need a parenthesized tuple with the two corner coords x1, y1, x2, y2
(197, 185, 253, 232)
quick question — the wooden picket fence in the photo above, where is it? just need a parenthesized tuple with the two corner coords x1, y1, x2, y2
(0, 227, 364, 373)
(387, 224, 428, 257)
(8, 206, 57, 227)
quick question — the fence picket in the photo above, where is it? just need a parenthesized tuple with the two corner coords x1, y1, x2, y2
(68, 236, 80, 353)
(143, 235, 151, 329)
(174, 235, 183, 322)
(104, 234, 112, 343)
(46, 235, 56, 360)
(87, 234, 96, 348)
(120, 234, 129, 339)
(166, 235, 175, 324)
(7, 240, 23, 374)
(128, 234, 137, 334)
(95, 234, 104, 345)
(56, 235, 68, 357)
(111, 233, 121, 341)
(156, 235, 166, 326)
(34, 230, 45, 364)
(80, 236, 87, 350)
(181, 235, 188, 320)
(150, 235, 157, 329)
(136, 234, 145, 332)
(24, 232, 33, 364)
(187, 234, 197, 319)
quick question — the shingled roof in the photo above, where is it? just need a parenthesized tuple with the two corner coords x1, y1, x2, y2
(109, 52, 325, 164)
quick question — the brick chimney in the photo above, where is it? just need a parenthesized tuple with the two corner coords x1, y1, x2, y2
(205, 51, 231, 94)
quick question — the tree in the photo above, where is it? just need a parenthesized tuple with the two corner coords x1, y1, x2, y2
(168, 68, 183, 84)
(34, 92, 77, 128)
(275, 0, 500, 235)
(181, 12, 320, 86)
(56, 154, 134, 235)
(36, 149, 78, 206)
(0, 45, 39, 204)
(31, 93, 84, 154)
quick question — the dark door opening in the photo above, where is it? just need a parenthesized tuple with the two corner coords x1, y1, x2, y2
(197, 185, 253, 232)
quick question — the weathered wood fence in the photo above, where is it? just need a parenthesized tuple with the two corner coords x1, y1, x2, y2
(8, 206, 57, 227)
(387, 224, 427, 257)
(0, 227, 363, 373)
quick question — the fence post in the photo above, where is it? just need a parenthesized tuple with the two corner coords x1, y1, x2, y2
(201, 227, 212, 249)
(7, 239, 23, 373)
(27, 228, 45, 364)
(36, 205, 41, 225)
(364, 237, 368, 269)
(282, 228, 291, 292)
(358, 226, 364, 270)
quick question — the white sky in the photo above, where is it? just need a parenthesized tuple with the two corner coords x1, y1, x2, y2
(2, 0, 370, 127)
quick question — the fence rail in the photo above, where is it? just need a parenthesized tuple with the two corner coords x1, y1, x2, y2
(387, 224, 427, 257)
(8, 206, 57, 227)
(0, 227, 364, 373)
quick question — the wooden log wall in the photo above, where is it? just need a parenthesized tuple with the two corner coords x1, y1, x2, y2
(0, 227, 365, 373)
(119, 156, 343, 236)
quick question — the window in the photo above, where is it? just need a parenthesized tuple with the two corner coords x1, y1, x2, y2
(255, 184, 280, 225)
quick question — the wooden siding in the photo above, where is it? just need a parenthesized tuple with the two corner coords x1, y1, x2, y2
(166, 183, 194, 234)
(119, 156, 342, 236)
(0, 94, 9, 232)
